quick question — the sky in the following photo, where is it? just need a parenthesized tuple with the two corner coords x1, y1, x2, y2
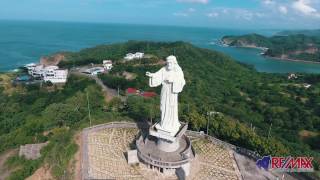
(0, 0, 319, 29)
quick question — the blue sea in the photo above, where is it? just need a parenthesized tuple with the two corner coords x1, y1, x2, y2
(1, 20, 320, 73)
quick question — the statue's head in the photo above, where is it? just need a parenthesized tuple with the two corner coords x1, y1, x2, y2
(166, 55, 178, 71)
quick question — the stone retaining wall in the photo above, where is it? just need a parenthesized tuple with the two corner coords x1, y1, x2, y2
(19, 142, 49, 160)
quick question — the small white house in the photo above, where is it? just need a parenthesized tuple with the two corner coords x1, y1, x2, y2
(103, 60, 113, 70)
(288, 73, 298, 80)
(303, 83, 311, 89)
(124, 53, 134, 60)
(44, 69, 68, 84)
(124, 52, 144, 60)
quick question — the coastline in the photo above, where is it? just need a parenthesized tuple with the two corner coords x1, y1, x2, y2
(232, 45, 268, 51)
(265, 55, 320, 64)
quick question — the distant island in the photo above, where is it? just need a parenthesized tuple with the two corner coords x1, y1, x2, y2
(222, 33, 320, 63)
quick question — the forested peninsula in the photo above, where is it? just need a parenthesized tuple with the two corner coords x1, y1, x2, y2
(222, 33, 320, 63)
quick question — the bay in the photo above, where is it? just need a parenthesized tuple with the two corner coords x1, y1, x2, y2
(0, 20, 319, 73)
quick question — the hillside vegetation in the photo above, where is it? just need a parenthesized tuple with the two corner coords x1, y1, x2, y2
(62, 41, 320, 162)
(0, 74, 129, 179)
(0, 41, 319, 179)
(222, 34, 320, 62)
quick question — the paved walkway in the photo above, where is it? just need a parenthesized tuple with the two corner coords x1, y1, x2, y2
(81, 122, 242, 180)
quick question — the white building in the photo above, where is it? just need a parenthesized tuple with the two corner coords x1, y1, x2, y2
(43, 69, 68, 84)
(44, 66, 59, 72)
(124, 52, 144, 60)
(30, 65, 45, 78)
(103, 60, 113, 70)
(135, 52, 144, 58)
(31, 65, 59, 79)
(25, 64, 68, 83)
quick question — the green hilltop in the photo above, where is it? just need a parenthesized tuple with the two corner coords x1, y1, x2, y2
(222, 33, 272, 48)
(0, 41, 319, 179)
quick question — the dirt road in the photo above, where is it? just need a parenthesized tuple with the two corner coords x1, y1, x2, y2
(70, 70, 123, 101)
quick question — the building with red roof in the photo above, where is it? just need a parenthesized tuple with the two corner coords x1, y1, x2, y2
(127, 88, 157, 98)
(127, 88, 138, 95)
(141, 91, 157, 98)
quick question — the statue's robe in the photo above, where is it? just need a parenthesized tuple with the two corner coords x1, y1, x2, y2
(149, 66, 185, 135)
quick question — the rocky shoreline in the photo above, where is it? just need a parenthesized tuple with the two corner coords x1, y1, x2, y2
(40, 53, 65, 66)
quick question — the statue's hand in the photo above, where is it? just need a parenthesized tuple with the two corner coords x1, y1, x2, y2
(146, 72, 152, 77)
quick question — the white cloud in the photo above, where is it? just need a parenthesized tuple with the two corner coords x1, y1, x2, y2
(173, 12, 188, 17)
(278, 5, 288, 14)
(206, 8, 260, 21)
(255, 12, 266, 17)
(188, 8, 196, 12)
(222, 9, 229, 14)
(262, 0, 275, 5)
(174, 7, 196, 17)
(292, 0, 320, 17)
(207, 12, 219, 17)
(235, 9, 254, 20)
(176, 0, 209, 4)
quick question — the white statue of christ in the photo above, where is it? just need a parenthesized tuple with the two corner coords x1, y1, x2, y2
(146, 55, 186, 136)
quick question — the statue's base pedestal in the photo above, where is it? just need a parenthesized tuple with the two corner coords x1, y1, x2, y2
(149, 122, 187, 152)
(149, 122, 188, 140)
(157, 138, 179, 152)
(155, 123, 180, 137)
(135, 122, 195, 178)
(149, 123, 176, 142)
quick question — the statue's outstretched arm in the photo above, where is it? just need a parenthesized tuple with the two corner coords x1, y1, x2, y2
(147, 68, 163, 87)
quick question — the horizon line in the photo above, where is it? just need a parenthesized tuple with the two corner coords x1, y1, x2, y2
(1, 18, 316, 31)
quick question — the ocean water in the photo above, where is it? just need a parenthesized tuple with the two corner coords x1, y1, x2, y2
(0, 20, 320, 73)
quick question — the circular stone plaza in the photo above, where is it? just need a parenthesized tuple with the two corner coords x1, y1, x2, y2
(81, 122, 299, 180)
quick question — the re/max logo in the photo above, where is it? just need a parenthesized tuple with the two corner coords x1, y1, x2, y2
(256, 156, 314, 172)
